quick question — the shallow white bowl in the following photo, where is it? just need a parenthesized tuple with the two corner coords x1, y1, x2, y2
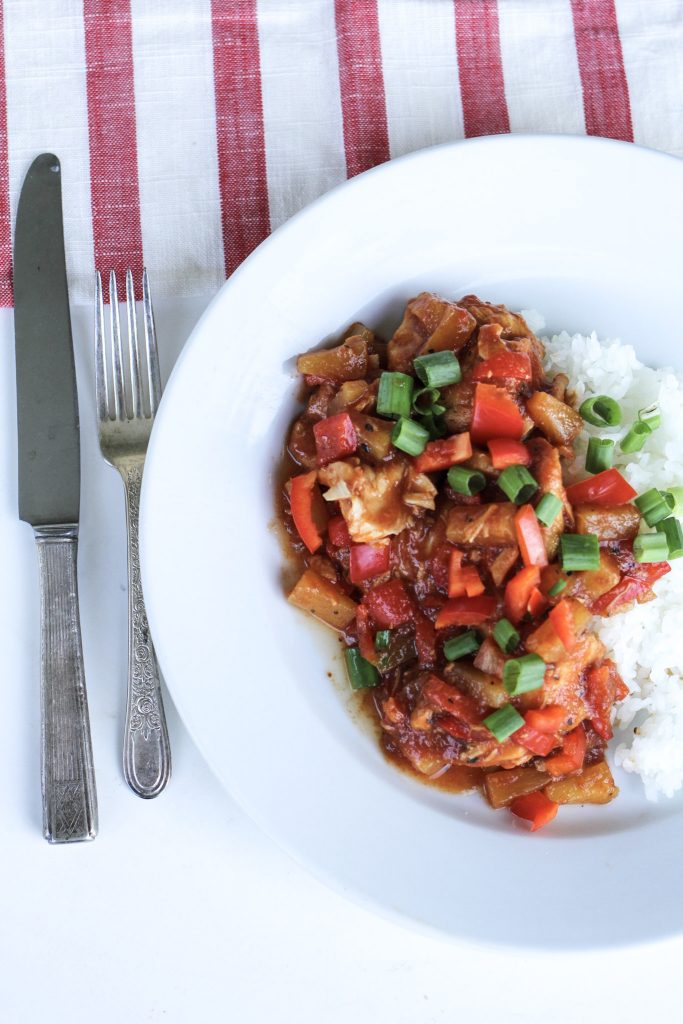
(141, 135, 683, 949)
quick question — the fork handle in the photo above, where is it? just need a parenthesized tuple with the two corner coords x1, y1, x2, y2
(35, 525, 98, 842)
(121, 461, 171, 798)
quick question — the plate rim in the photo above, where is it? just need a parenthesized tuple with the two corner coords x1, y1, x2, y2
(141, 133, 683, 951)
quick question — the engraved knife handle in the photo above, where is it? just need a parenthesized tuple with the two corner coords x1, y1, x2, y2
(35, 525, 98, 843)
(121, 463, 171, 798)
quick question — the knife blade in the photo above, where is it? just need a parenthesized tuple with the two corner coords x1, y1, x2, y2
(14, 153, 98, 843)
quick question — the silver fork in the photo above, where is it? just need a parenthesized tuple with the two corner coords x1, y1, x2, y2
(95, 268, 171, 798)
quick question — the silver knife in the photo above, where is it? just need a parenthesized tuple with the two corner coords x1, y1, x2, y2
(14, 153, 98, 843)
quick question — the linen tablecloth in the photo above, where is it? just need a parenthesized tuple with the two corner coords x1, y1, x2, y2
(0, 0, 681, 306)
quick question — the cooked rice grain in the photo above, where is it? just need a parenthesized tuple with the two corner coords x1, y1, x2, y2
(529, 311, 683, 800)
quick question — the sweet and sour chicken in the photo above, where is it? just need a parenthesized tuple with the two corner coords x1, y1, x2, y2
(281, 293, 673, 831)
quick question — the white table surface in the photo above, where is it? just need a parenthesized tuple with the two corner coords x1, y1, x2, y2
(0, 295, 678, 1023)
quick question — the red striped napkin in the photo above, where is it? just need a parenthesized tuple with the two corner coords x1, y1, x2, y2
(0, 0, 680, 307)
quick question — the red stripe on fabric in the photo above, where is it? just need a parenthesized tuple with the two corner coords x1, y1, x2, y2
(0, 0, 11, 306)
(211, 0, 270, 278)
(570, 0, 633, 141)
(84, 0, 143, 301)
(454, 0, 510, 138)
(335, 0, 390, 178)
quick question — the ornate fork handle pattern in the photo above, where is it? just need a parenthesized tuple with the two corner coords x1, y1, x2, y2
(121, 461, 171, 798)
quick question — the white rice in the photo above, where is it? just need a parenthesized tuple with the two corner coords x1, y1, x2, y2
(521, 309, 683, 800)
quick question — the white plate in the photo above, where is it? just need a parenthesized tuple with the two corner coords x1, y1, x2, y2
(141, 135, 683, 949)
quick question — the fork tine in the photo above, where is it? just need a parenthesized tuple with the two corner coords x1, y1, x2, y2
(142, 269, 162, 415)
(94, 272, 110, 421)
(126, 269, 143, 419)
(109, 270, 126, 420)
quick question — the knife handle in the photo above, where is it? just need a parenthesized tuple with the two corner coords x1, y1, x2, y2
(34, 525, 98, 843)
(121, 463, 171, 799)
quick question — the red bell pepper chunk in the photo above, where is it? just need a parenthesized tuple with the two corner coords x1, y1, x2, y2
(592, 561, 670, 616)
(514, 504, 548, 568)
(512, 724, 558, 757)
(413, 432, 472, 473)
(289, 472, 325, 553)
(349, 543, 390, 584)
(585, 659, 627, 740)
(313, 412, 358, 466)
(472, 351, 533, 383)
(435, 595, 496, 629)
(421, 675, 482, 724)
(327, 514, 352, 548)
(504, 566, 541, 624)
(543, 726, 587, 777)
(448, 551, 484, 598)
(355, 605, 377, 664)
(364, 579, 414, 628)
(510, 791, 558, 832)
(487, 438, 531, 470)
(549, 599, 576, 651)
(470, 383, 525, 444)
(525, 705, 568, 734)
(526, 585, 548, 619)
(565, 468, 637, 507)
(615, 677, 630, 702)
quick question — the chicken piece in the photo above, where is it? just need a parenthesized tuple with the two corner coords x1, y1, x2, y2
(574, 502, 641, 541)
(387, 292, 476, 373)
(541, 551, 621, 604)
(489, 545, 519, 586)
(318, 458, 437, 544)
(303, 383, 335, 422)
(458, 295, 531, 338)
(526, 390, 584, 446)
(444, 658, 508, 706)
(411, 674, 532, 769)
(441, 380, 475, 433)
(446, 502, 517, 547)
(297, 335, 368, 383)
(528, 436, 572, 558)
(327, 379, 376, 416)
(518, 632, 607, 728)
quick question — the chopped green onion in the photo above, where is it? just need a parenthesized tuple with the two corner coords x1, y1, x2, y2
(391, 417, 429, 456)
(498, 465, 538, 504)
(412, 386, 441, 415)
(447, 465, 486, 496)
(634, 487, 670, 527)
(548, 578, 568, 598)
(579, 395, 622, 427)
(374, 629, 391, 652)
(585, 437, 614, 474)
(413, 350, 461, 388)
(503, 654, 546, 696)
(662, 487, 683, 516)
(656, 517, 683, 559)
(443, 630, 480, 661)
(483, 704, 525, 742)
(417, 410, 447, 439)
(620, 420, 651, 453)
(493, 618, 520, 654)
(633, 533, 669, 564)
(560, 533, 600, 571)
(344, 647, 380, 690)
(535, 492, 563, 527)
(377, 371, 414, 420)
(638, 403, 661, 430)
